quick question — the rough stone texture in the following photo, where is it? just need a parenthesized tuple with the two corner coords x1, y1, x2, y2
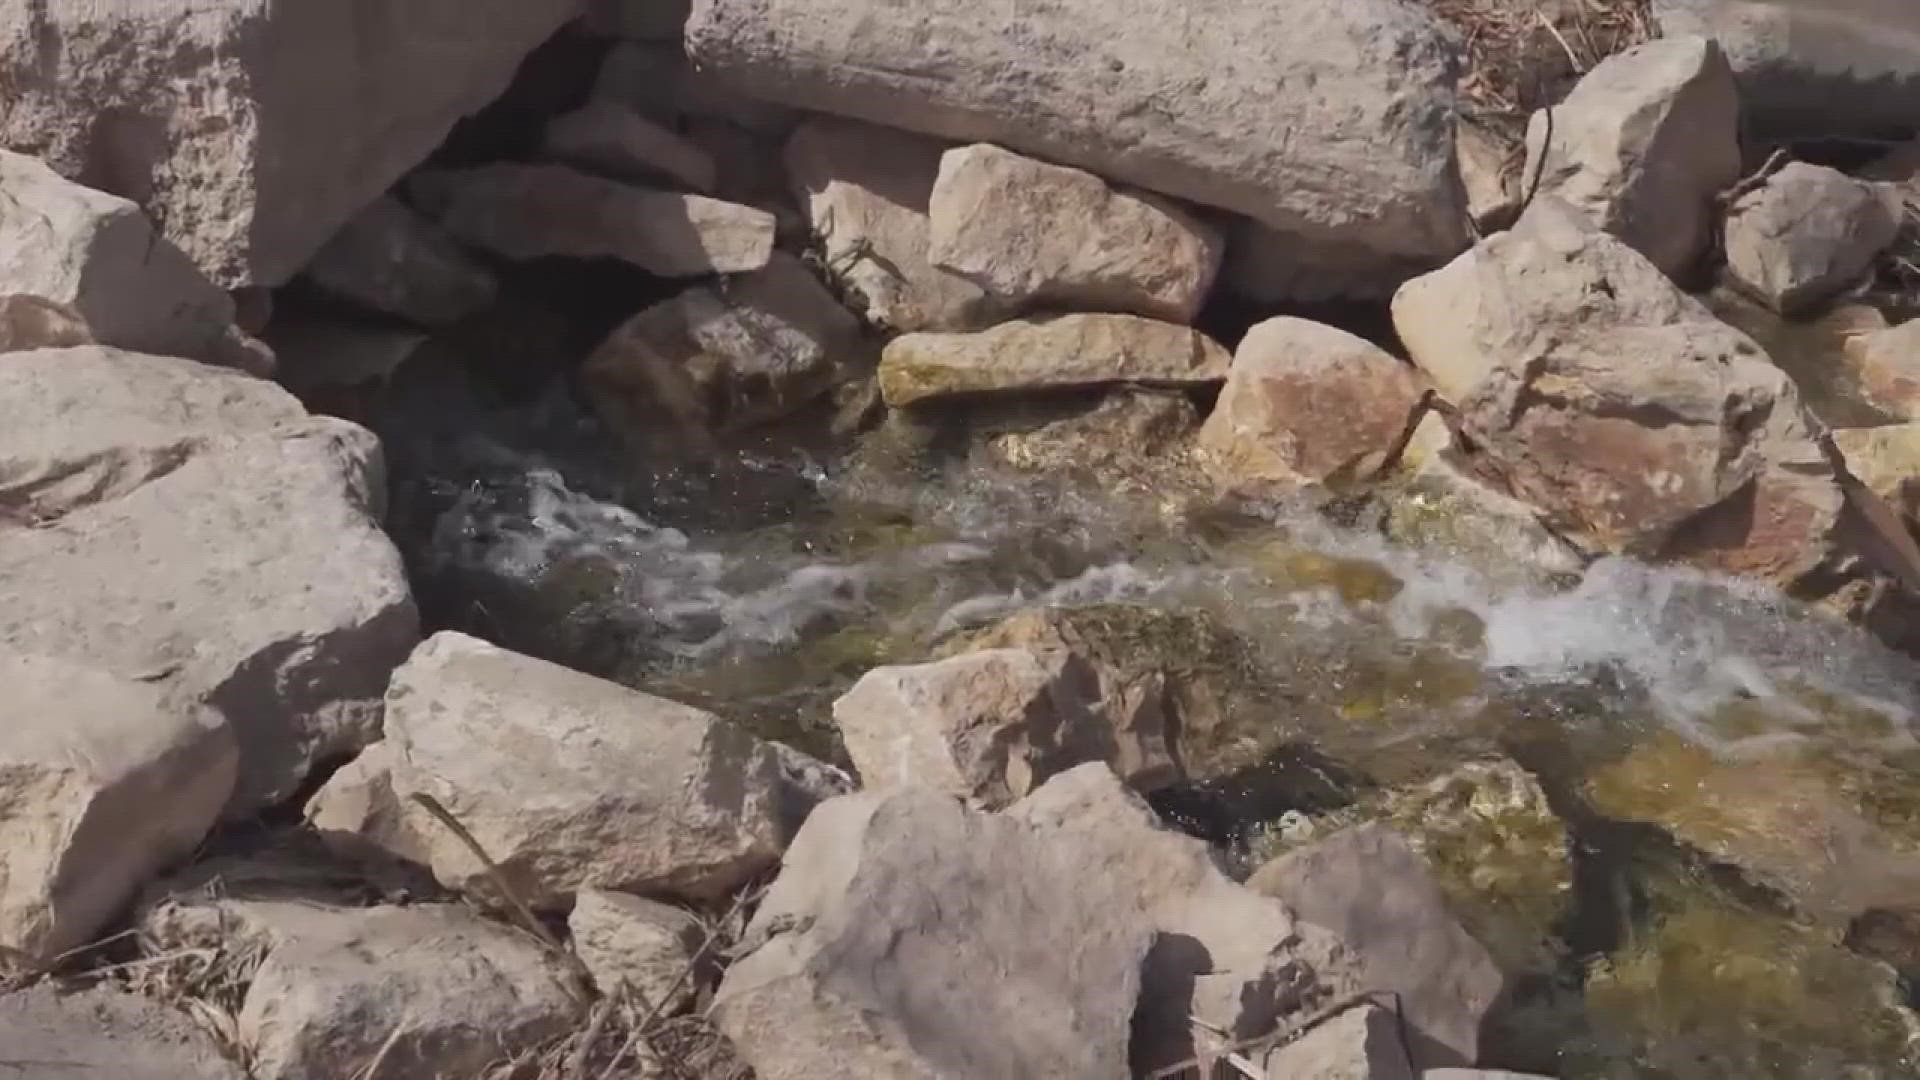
(1259, 1004, 1415, 1080)
(237, 903, 580, 1080)
(379, 632, 837, 908)
(303, 741, 434, 867)
(1724, 163, 1902, 315)
(0, 150, 241, 364)
(687, 0, 1469, 284)
(0, 985, 246, 1079)
(585, 0, 692, 41)
(1199, 316, 1427, 494)
(0, 0, 582, 286)
(543, 100, 719, 193)
(410, 164, 775, 277)
(1845, 320, 1920, 421)
(927, 143, 1223, 323)
(582, 252, 864, 451)
(302, 196, 499, 328)
(0, 294, 92, 353)
(1250, 824, 1507, 1068)
(0, 651, 236, 963)
(785, 118, 996, 332)
(1458, 123, 1521, 234)
(880, 314, 1231, 408)
(1392, 199, 1842, 585)
(1522, 37, 1742, 279)
(568, 889, 705, 1012)
(831, 648, 1124, 808)
(1835, 424, 1920, 525)
(1654, 0, 1920, 138)
(714, 765, 1358, 1080)
(0, 347, 417, 811)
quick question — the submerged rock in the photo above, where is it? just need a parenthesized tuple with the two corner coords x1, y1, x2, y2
(1723, 163, 1901, 316)
(879, 313, 1230, 407)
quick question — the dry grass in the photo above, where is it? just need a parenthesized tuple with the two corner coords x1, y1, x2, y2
(1424, 0, 1656, 131)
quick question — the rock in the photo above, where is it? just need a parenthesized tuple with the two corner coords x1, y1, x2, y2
(1521, 37, 1741, 278)
(0, 651, 236, 964)
(785, 118, 996, 332)
(543, 100, 719, 193)
(236, 903, 580, 1080)
(1844, 319, 1920, 421)
(1723, 163, 1901, 315)
(1199, 316, 1427, 495)
(1250, 825, 1506, 1068)
(582, 252, 864, 451)
(1381, 443, 1589, 592)
(1457, 123, 1522, 234)
(879, 313, 1230, 408)
(1260, 1004, 1415, 1080)
(0, 347, 417, 810)
(975, 389, 1209, 508)
(302, 196, 499, 327)
(1653, 0, 1920, 139)
(304, 742, 433, 868)
(830, 648, 1127, 807)
(1392, 198, 1841, 586)
(0, 985, 245, 1079)
(377, 632, 836, 908)
(926, 143, 1223, 323)
(263, 316, 427, 399)
(714, 765, 1360, 1079)
(686, 0, 1468, 287)
(568, 889, 705, 1012)
(0, 0, 581, 286)
(0, 294, 92, 353)
(409, 164, 775, 277)
(1835, 424, 1920, 524)
(0, 150, 240, 364)
(584, 0, 692, 41)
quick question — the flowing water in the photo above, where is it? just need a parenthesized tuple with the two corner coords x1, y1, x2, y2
(372, 361, 1920, 1079)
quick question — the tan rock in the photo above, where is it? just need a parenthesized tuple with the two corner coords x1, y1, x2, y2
(1522, 37, 1742, 278)
(1260, 1004, 1415, 1080)
(0, 0, 581, 286)
(304, 741, 433, 867)
(0, 986, 245, 1080)
(0, 651, 236, 963)
(879, 313, 1230, 408)
(409, 164, 774, 277)
(1724, 163, 1901, 315)
(543, 100, 719, 192)
(1458, 122, 1522, 234)
(687, 0, 1468, 284)
(0, 294, 91, 353)
(1199, 316, 1427, 494)
(568, 889, 705, 1012)
(1835, 424, 1920, 523)
(785, 118, 996, 332)
(927, 143, 1222, 323)
(302, 196, 498, 327)
(1844, 319, 1920, 421)
(379, 632, 837, 908)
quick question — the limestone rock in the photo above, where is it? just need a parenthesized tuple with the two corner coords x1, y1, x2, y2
(0, 294, 92, 353)
(1382, 431, 1589, 592)
(302, 197, 499, 327)
(1199, 316, 1427, 494)
(0, 150, 239, 364)
(582, 252, 864, 451)
(0, 347, 417, 811)
(568, 889, 705, 1012)
(1259, 1004, 1415, 1080)
(237, 903, 580, 1080)
(1250, 825, 1506, 1068)
(927, 143, 1223, 323)
(543, 100, 719, 193)
(304, 741, 433, 868)
(1835, 424, 1920, 524)
(0, 651, 236, 963)
(1724, 163, 1901, 315)
(379, 632, 836, 908)
(1522, 37, 1741, 278)
(785, 118, 996, 332)
(0, 0, 581, 286)
(410, 164, 774, 277)
(879, 314, 1230, 408)
(0, 985, 245, 1080)
(686, 0, 1468, 287)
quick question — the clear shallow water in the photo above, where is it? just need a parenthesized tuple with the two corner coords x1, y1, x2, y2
(384, 390, 1920, 1078)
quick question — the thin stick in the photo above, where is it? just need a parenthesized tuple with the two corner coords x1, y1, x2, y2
(352, 1014, 411, 1080)
(407, 793, 563, 955)
(567, 998, 616, 1079)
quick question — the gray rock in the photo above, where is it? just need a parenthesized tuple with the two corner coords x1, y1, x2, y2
(543, 100, 720, 193)
(302, 196, 499, 327)
(0, 985, 245, 1079)
(304, 741, 434, 867)
(687, 0, 1468, 286)
(569, 889, 705, 1012)
(1523, 37, 1741, 278)
(879, 313, 1231, 407)
(1724, 162, 1902, 315)
(1261, 1004, 1416, 1080)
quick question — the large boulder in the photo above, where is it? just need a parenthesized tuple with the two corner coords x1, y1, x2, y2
(0, 651, 236, 963)
(785, 117, 996, 333)
(373, 632, 843, 908)
(927, 143, 1223, 323)
(302, 196, 499, 328)
(1723, 162, 1902, 316)
(879, 313, 1231, 407)
(0, 347, 417, 811)
(0, 0, 581, 286)
(1521, 37, 1741, 279)
(687, 0, 1469, 291)
(0, 986, 246, 1080)
(1199, 316, 1428, 495)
